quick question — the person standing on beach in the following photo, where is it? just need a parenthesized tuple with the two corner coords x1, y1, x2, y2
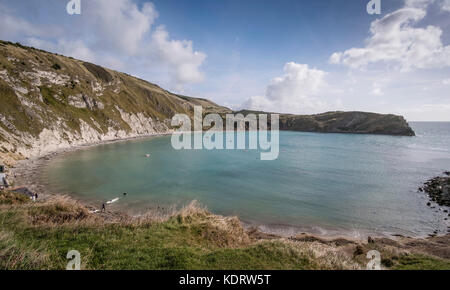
(102, 203, 106, 212)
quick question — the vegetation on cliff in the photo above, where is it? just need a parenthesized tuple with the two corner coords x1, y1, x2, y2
(0, 40, 227, 163)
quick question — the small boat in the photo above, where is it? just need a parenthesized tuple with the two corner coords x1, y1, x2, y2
(106, 197, 119, 204)
(145, 154, 151, 158)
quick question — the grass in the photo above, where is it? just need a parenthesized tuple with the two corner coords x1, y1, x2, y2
(0, 192, 321, 270)
(0, 190, 30, 205)
(393, 255, 450, 270)
(0, 191, 448, 270)
(0, 81, 44, 137)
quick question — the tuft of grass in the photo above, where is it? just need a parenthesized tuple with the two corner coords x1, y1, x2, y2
(0, 190, 30, 205)
(393, 254, 450, 270)
(27, 197, 92, 225)
(0, 231, 52, 270)
(39, 86, 58, 106)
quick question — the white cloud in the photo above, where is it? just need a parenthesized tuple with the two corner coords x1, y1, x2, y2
(371, 84, 383, 96)
(330, 1, 450, 71)
(85, 0, 206, 86)
(1, 0, 206, 88)
(405, 0, 434, 9)
(241, 62, 334, 114)
(24, 37, 97, 65)
(87, 0, 158, 55)
(441, 0, 450, 11)
(151, 26, 206, 84)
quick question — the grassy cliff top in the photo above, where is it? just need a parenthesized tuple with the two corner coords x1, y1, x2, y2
(0, 190, 448, 270)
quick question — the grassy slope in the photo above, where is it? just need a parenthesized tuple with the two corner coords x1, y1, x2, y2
(0, 40, 229, 143)
(1, 191, 448, 270)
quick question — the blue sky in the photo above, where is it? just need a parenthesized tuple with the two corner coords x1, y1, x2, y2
(1, 0, 450, 120)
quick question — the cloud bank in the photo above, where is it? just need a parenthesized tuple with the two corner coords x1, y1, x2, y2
(329, 0, 450, 71)
(0, 0, 206, 88)
(440, 0, 450, 11)
(241, 62, 336, 114)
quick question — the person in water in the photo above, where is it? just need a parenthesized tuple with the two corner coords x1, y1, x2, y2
(123, 192, 127, 196)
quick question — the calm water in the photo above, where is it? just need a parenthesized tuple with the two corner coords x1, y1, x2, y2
(42, 122, 450, 238)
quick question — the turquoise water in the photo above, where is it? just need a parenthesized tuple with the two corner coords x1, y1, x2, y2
(42, 122, 450, 237)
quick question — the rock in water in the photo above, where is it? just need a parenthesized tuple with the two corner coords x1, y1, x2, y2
(420, 173, 450, 207)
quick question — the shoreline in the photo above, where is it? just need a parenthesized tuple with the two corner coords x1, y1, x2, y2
(9, 132, 173, 210)
(5, 132, 448, 242)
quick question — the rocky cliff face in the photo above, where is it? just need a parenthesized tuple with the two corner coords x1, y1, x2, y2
(0, 41, 415, 165)
(0, 41, 227, 164)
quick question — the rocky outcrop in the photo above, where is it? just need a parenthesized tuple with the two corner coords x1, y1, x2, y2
(278, 111, 415, 136)
(236, 110, 415, 136)
(421, 173, 450, 208)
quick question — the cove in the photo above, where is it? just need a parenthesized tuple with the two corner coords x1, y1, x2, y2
(42, 122, 450, 238)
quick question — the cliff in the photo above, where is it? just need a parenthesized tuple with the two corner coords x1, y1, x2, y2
(0, 41, 228, 163)
(0, 41, 414, 164)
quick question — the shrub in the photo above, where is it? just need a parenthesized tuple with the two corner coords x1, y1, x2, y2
(354, 245, 364, 256)
(382, 258, 394, 268)
(51, 63, 61, 70)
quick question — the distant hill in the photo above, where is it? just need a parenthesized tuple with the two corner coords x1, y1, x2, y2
(236, 110, 415, 136)
(0, 40, 414, 164)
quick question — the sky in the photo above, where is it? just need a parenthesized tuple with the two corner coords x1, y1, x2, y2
(1, 0, 450, 121)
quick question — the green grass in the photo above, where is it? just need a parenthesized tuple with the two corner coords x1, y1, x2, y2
(0, 192, 319, 270)
(0, 190, 30, 205)
(0, 191, 448, 270)
(0, 81, 44, 137)
(7, 225, 315, 270)
(393, 255, 450, 270)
